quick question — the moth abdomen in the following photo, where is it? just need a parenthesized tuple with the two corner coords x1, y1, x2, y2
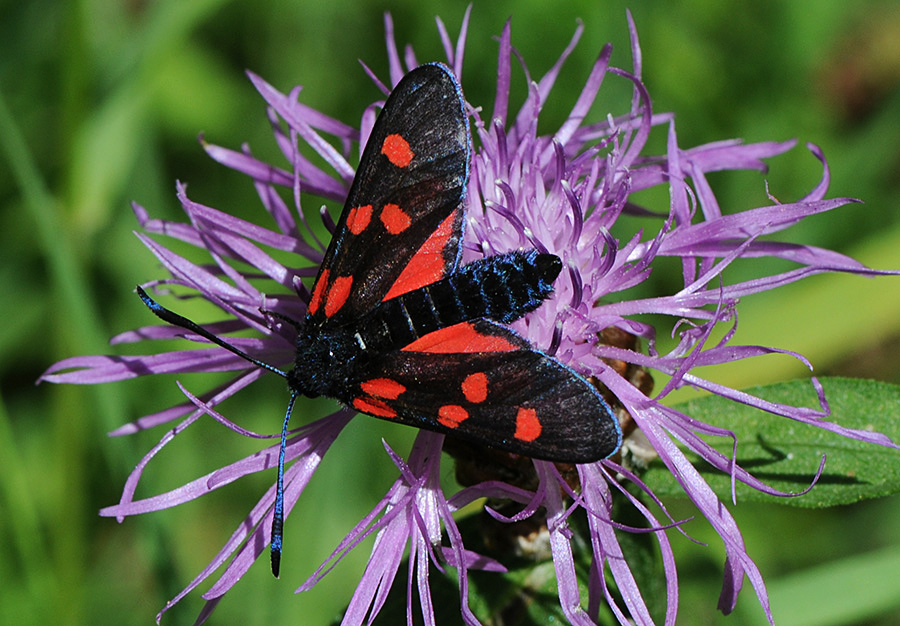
(356, 249, 562, 351)
(451, 250, 562, 324)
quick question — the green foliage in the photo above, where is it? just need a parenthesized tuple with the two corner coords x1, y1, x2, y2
(642, 378, 900, 507)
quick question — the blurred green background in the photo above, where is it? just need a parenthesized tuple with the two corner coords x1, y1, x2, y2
(2, 0, 900, 624)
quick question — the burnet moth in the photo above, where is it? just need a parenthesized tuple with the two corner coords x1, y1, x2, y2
(137, 63, 622, 576)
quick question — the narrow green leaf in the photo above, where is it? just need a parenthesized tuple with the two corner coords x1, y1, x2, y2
(758, 546, 900, 626)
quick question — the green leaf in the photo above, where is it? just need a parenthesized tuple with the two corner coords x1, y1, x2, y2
(764, 545, 900, 626)
(641, 377, 900, 507)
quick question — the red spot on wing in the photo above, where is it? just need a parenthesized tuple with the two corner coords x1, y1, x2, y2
(353, 397, 397, 418)
(461, 372, 488, 403)
(347, 205, 372, 235)
(438, 404, 468, 429)
(360, 378, 406, 400)
(384, 210, 458, 300)
(402, 322, 519, 354)
(308, 268, 330, 315)
(380, 203, 411, 234)
(324, 275, 353, 317)
(514, 407, 542, 442)
(381, 134, 414, 168)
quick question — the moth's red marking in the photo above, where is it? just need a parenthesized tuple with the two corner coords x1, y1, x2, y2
(347, 205, 372, 235)
(324, 275, 353, 317)
(381, 133, 414, 168)
(402, 322, 518, 354)
(353, 397, 397, 418)
(384, 210, 457, 300)
(514, 407, 541, 442)
(360, 378, 406, 400)
(461, 372, 488, 403)
(438, 404, 468, 429)
(381, 203, 411, 235)
(308, 268, 330, 315)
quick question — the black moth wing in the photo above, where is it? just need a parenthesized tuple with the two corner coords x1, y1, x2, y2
(306, 63, 469, 326)
(353, 320, 622, 463)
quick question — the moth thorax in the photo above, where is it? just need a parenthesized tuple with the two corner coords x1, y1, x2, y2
(288, 326, 366, 398)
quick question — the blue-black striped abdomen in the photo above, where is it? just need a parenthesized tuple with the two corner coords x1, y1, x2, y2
(360, 250, 562, 351)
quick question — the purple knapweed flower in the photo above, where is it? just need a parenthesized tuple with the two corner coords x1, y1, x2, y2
(40, 9, 899, 626)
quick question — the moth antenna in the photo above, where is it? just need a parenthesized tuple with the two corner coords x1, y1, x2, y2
(262, 308, 303, 333)
(138, 285, 297, 578)
(270, 392, 297, 577)
(136, 286, 288, 379)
